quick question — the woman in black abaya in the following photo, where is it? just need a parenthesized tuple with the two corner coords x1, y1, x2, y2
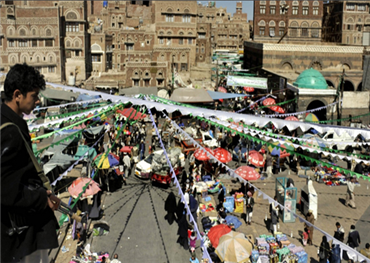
(164, 192, 177, 225)
(177, 214, 189, 250)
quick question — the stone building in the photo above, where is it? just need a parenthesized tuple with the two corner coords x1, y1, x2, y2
(243, 41, 364, 91)
(0, 0, 91, 84)
(322, 1, 370, 45)
(253, 0, 323, 43)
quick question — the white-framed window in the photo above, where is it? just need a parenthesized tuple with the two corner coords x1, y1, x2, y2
(270, 6, 276, 15)
(133, 79, 139, 86)
(259, 27, 265, 36)
(45, 39, 53, 47)
(311, 29, 319, 38)
(32, 39, 37, 47)
(9, 40, 15, 47)
(159, 37, 164, 44)
(198, 33, 206, 39)
(66, 22, 79, 32)
(313, 7, 319, 15)
(303, 6, 308, 15)
(358, 4, 366, 11)
(269, 27, 275, 36)
(346, 4, 355, 10)
(19, 40, 28, 47)
(92, 54, 101, 62)
(292, 6, 298, 15)
(182, 15, 191, 23)
(166, 15, 174, 22)
(179, 38, 183, 44)
(167, 38, 172, 45)
(126, 43, 134, 50)
(260, 5, 266, 14)
(48, 66, 55, 73)
(279, 28, 285, 36)
(188, 38, 192, 44)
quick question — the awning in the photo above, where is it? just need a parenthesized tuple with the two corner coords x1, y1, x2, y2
(41, 132, 80, 157)
(42, 88, 79, 101)
(226, 76, 268, 89)
(83, 126, 105, 136)
(77, 94, 101, 107)
(43, 153, 76, 175)
(207, 91, 248, 100)
(119, 86, 158, 96)
(170, 88, 213, 103)
(74, 145, 97, 160)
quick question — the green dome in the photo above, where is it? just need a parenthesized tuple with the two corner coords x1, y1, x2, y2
(293, 68, 328, 89)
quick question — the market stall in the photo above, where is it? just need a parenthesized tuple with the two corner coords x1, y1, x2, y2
(275, 177, 297, 223)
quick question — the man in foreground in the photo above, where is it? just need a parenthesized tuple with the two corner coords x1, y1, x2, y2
(1, 64, 59, 262)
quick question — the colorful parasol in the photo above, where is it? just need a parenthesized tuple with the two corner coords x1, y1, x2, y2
(218, 87, 227, 93)
(93, 153, 120, 169)
(269, 105, 285, 114)
(116, 108, 147, 121)
(216, 231, 253, 263)
(243, 87, 255, 92)
(267, 141, 294, 158)
(208, 224, 232, 248)
(213, 148, 232, 163)
(262, 98, 276, 106)
(120, 146, 133, 153)
(305, 113, 319, 122)
(194, 148, 214, 161)
(285, 116, 299, 121)
(235, 166, 261, 181)
(68, 177, 101, 200)
(247, 150, 265, 167)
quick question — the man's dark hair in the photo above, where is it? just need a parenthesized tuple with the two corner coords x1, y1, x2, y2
(336, 222, 340, 226)
(4, 63, 45, 102)
(366, 243, 370, 249)
(350, 225, 355, 230)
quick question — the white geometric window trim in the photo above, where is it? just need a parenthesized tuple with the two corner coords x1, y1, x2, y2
(313, 1, 319, 6)
(302, 1, 309, 6)
(292, 1, 299, 6)
(301, 21, 309, 27)
(258, 20, 266, 26)
(269, 20, 276, 27)
(260, 1, 266, 4)
(270, 1, 276, 5)
(279, 21, 285, 27)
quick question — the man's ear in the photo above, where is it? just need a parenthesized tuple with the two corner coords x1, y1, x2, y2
(13, 89, 22, 101)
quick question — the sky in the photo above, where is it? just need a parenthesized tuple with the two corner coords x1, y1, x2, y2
(199, 1, 254, 20)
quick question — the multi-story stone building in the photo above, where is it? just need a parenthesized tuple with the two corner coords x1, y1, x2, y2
(253, 0, 323, 43)
(322, 1, 370, 45)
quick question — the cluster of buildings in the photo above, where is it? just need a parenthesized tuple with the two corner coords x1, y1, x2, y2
(245, 0, 370, 120)
(0, 0, 250, 92)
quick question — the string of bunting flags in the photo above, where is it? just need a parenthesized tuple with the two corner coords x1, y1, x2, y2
(259, 98, 297, 109)
(143, 97, 213, 262)
(33, 98, 101, 111)
(165, 115, 370, 263)
(264, 100, 342, 118)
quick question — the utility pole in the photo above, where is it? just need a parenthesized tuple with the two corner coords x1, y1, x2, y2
(216, 59, 219, 87)
(337, 68, 345, 126)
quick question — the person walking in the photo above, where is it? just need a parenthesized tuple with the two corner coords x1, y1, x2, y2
(270, 196, 280, 234)
(111, 254, 122, 263)
(334, 222, 345, 242)
(304, 209, 315, 245)
(139, 139, 145, 161)
(360, 243, 370, 259)
(123, 152, 131, 178)
(1, 64, 59, 262)
(265, 152, 273, 178)
(318, 236, 330, 263)
(347, 225, 361, 263)
(245, 191, 254, 225)
(345, 177, 357, 209)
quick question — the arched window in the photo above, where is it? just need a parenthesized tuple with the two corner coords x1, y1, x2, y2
(292, 1, 299, 6)
(279, 21, 285, 27)
(9, 29, 13, 35)
(302, 1, 309, 6)
(269, 20, 276, 27)
(66, 12, 77, 20)
(313, 1, 319, 6)
(258, 20, 266, 26)
(49, 56, 53, 62)
(32, 29, 36, 35)
(66, 40, 71, 47)
(20, 29, 26, 36)
(74, 40, 79, 48)
(46, 29, 52, 36)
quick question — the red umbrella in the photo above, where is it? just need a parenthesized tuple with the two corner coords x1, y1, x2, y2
(243, 87, 255, 92)
(208, 224, 232, 248)
(68, 177, 101, 199)
(285, 116, 299, 121)
(262, 98, 276, 106)
(194, 148, 214, 161)
(269, 105, 285, 114)
(116, 108, 147, 121)
(213, 148, 232, 163)
(120, 146, 133, 153)
(218, 87, 227, 93)
(235, 166, 261, 181)
(247, 150, 265, 167)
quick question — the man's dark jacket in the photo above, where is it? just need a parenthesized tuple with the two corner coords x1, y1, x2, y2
(1, 104, 58, 262)
(347, 230, 361, 248)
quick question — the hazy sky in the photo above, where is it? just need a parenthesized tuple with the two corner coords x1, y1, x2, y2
(199, 1, 254, 20)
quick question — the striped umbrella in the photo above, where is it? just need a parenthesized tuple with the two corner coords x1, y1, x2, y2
(235, 166, 261, 181)
(305, 113, 319, 122)
(216, 231, 253, 263)
(262, 98, 276, 106)
(93, 153, 120, 169)
(285, 116, 299, 121)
